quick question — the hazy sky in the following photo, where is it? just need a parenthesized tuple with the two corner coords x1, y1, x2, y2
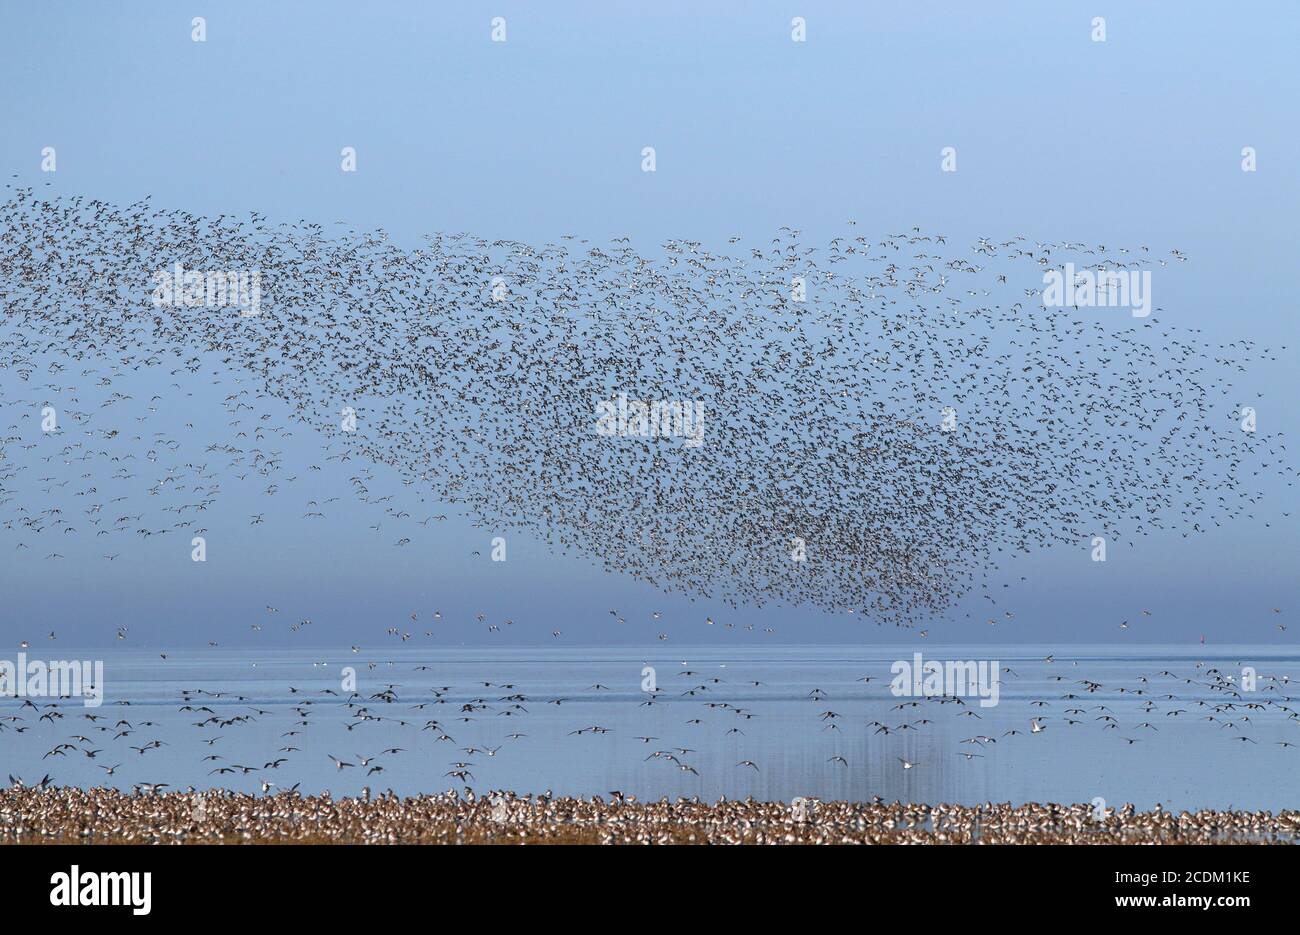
(0, 2, 1296, 646)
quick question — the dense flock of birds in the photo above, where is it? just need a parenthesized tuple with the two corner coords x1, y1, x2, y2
(1, 184, 1291, 627)
(3, 787, 1297, 845)
(1, 185, 1296, 837)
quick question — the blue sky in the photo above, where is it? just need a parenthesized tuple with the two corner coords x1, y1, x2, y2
(0, 2, 1296, 646)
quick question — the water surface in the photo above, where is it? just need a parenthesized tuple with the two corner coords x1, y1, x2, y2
(2, 644, 1295, 812)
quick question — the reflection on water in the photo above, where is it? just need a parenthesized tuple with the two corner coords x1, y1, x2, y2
(3, 644, 1296, 812)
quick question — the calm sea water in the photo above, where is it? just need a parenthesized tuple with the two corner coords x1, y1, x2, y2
(3, 644, 1297, 812)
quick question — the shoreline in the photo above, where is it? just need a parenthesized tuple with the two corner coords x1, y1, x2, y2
(2, 788, 1296, 845)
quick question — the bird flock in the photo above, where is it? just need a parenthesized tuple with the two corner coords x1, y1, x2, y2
(3, 786, 1297, 844)
(1, 185, 1297, 835)
(0, 183, 1291, 627)
(3, 648, 1300, 812)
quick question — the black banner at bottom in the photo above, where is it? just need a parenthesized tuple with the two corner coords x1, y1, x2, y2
(0, 843, 1288, 922)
